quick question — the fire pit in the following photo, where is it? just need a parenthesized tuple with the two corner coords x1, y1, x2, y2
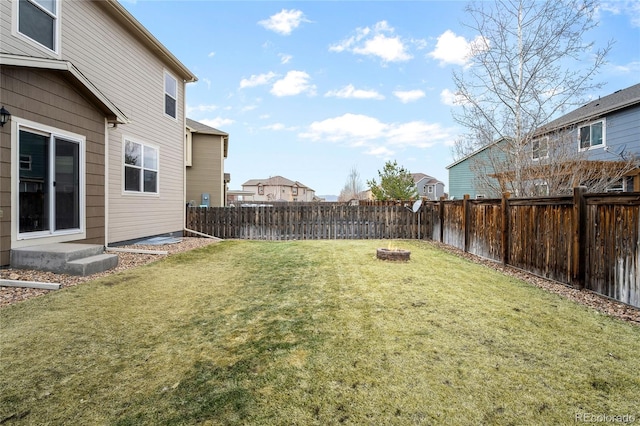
(376, 248, 411, 261)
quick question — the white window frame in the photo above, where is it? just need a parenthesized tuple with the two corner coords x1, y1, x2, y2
(578, 119, 606, 151)
(19, 154, 32, 171)
(14, 0, 60, 55)
(13, 117, 86, 244)
(123, 138, 159, 195)
(164, 71, 178, 120)
(532, 136, 549, 161)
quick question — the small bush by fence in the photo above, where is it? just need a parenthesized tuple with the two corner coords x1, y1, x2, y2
(186, 188, 640, 308)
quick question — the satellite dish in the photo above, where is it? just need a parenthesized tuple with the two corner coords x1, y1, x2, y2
(412, 199, 423, 213)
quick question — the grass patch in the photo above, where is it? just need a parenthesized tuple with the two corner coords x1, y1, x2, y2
(1, 240, 639, 425)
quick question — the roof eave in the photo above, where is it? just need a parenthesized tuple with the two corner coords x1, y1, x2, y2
(98, 0, 197, 83)
(0, 54, 129, 124)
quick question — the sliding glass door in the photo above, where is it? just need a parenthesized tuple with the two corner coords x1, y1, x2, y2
(18, 128, 82, 236)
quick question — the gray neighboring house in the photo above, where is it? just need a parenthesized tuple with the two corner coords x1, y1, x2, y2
(412, 173, 445, 200)
(447, 83, 640, 199)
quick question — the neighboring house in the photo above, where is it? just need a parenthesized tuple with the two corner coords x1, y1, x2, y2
(447, 83, 640, 199)
(0, 0, 196, 266)
(446, 138, 509, 199)
(242, 176, 317, 202)
(412, 173, 445, 200)
(185, 119, 229, 207)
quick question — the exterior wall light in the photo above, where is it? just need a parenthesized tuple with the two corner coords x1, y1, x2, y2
(0, 106, 11, 127)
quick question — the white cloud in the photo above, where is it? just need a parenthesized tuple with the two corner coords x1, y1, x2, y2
(428, 30, 487, 66)
(200, 117, 234, 129)
(201, 77, 211, 90)
(299, 113, 454, 153)
(239, 72, 277, 89)
(258, 9, 309, 35)
(608, 60, 640, 74)
(330, 20, 414, 63)
(325, 84, 385, 100)
(262, 123, 296, 131)
(600, 1, 640, 27)
(208, 52, 216, 58)
(186, 104, 219, 115)
(366, 146, 395, 157)
(440, 88, 467, 106)
(270, 70, 316, 97)
(393, 89, 425, 103)
(279, 53, 293, 64)
(300, 113, 387, 142)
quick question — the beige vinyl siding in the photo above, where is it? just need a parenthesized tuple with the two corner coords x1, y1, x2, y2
(0, 66, 106, 265)
(2, 0, 190, 244)
(186, 134, 225, 207)
(60, 1, 186, 243)
(0, 0, 60, 58)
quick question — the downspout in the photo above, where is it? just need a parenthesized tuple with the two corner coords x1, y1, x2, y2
(104, 118, 109, 250)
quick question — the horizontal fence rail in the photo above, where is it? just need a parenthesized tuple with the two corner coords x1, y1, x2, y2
(186, 189, 640, 308)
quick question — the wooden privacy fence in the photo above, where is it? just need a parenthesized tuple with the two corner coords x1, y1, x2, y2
(187, 203, 422, 240)
(186, 188, 639, 308)
(431, 188, 639, 308)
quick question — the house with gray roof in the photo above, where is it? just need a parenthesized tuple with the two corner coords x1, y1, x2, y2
(412, 173, 445, 200)
(447, 83, 640, 198)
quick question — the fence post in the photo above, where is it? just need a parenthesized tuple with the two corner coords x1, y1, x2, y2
(501, 192, 511, 265)
(439, 199, 445, 243)
(572, 186, 587, 289)
(463, 194, 470, 252)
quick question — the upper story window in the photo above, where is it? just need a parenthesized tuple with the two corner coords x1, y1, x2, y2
(292, 186, 298, 196)
(579, 119, 605, 150)
(124, 139, 159, 194)
(164, 72, 177, 119)
(18, 0, 58, 52)
(532, 137, 549, 160)
(258, 185, 264, 195)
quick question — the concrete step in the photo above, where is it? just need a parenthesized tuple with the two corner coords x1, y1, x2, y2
(10, 243, 118, 276)
(66, 253, 119, 276)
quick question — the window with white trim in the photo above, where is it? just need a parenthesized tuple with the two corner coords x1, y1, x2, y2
(579, 120, 605, 150)
(292, 186, 298, 196)
(532, 137, 549, 160)
(18, 0, 58, 52)
(258, 185, 264, 195)
(124, 139, 158, 193)
(164, 72, 177, 119)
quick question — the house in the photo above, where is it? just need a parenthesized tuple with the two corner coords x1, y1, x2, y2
(242, 176, 318, 202)
(447, 83, 640, 198)
(446, 138, 509, 199)
(0, 0, 196, 269)
(412, 173, 445, 200)
(185, 119, 229, 207)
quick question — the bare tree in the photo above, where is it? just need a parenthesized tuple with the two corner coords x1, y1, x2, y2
(338, 166, 366, 202)
(451, 0, 630, 196)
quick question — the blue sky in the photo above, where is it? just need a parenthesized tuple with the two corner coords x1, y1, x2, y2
(120, 1, 640, 197)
